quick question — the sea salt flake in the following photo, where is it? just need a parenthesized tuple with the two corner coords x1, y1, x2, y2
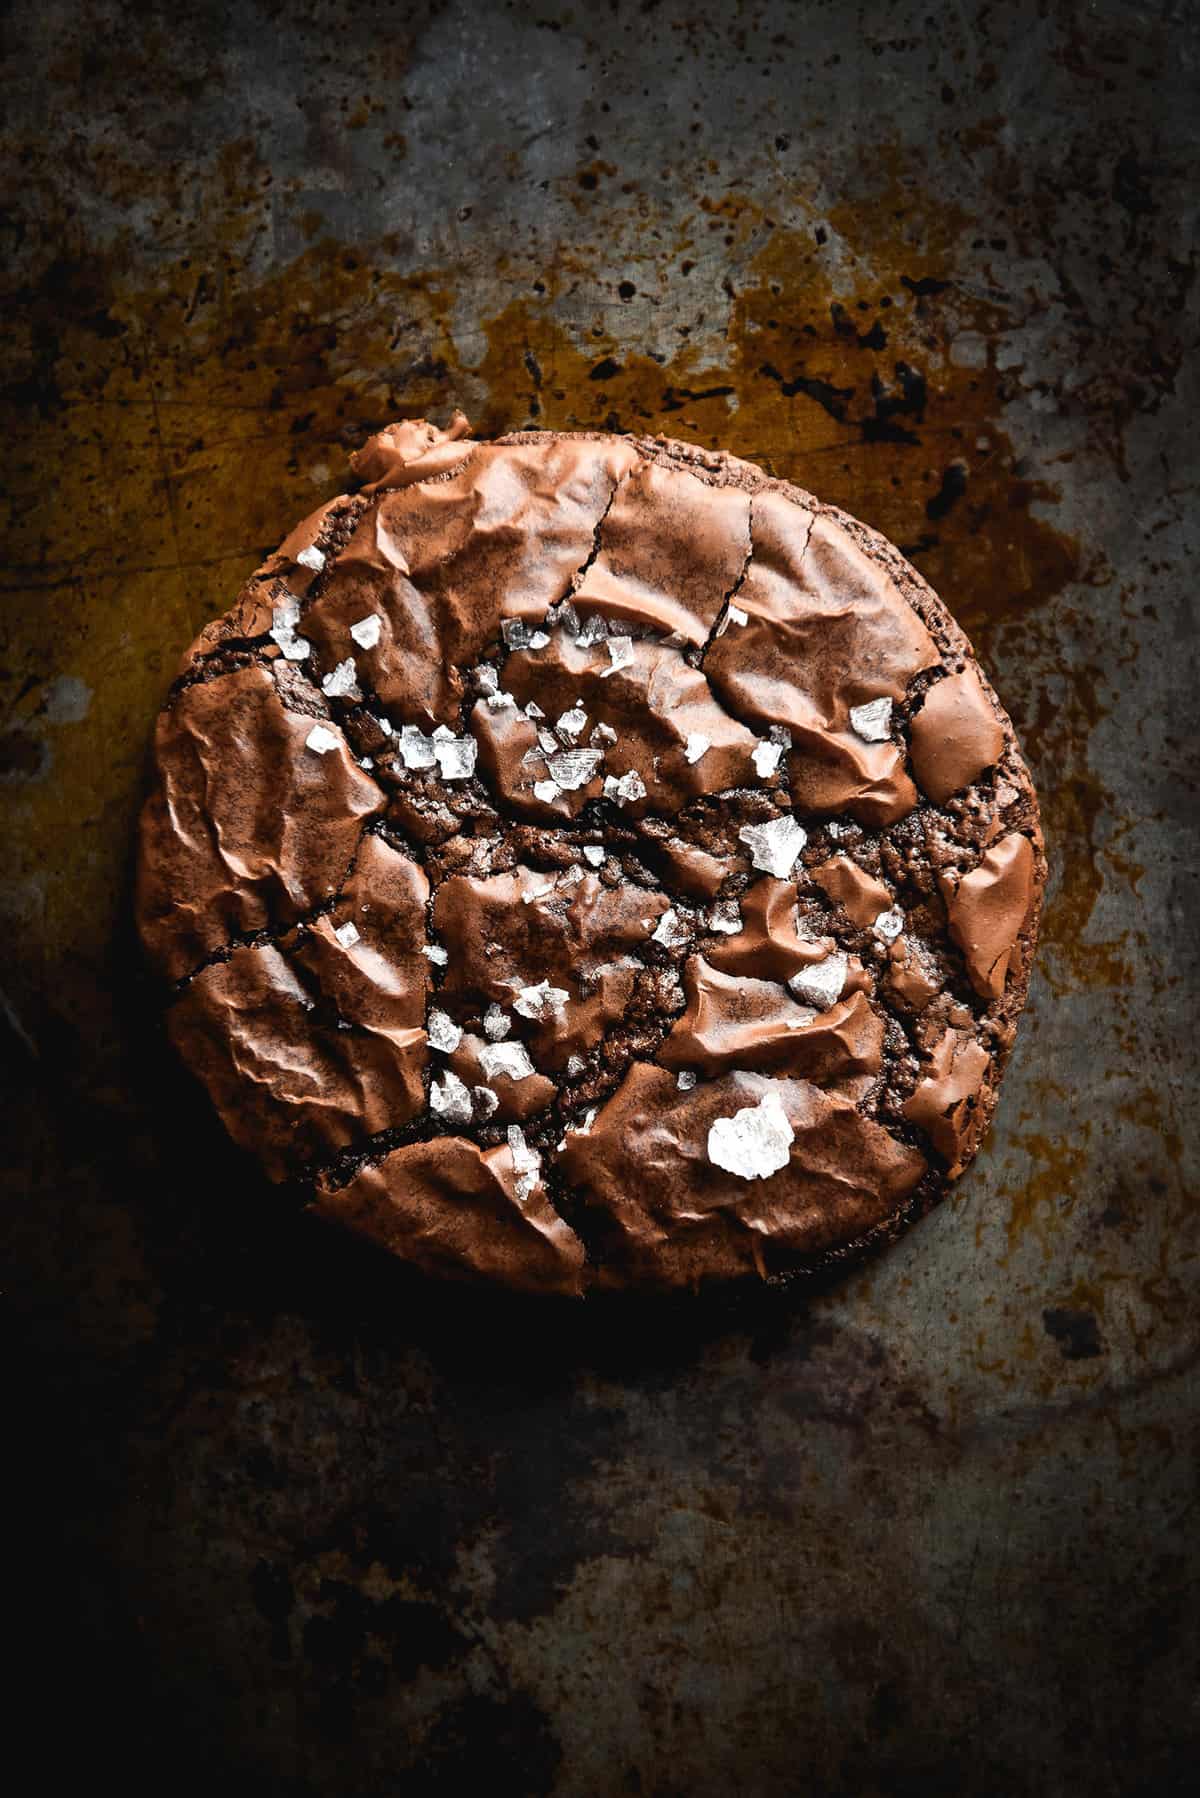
(549, 747, 604, 791)
(849, 697, 893, 743)
(430, 1069, 473, 1126)
(550, 600, 581, 636)
(506, 1124, 541, 1201)
(582, 845, 606, 867)
(333, 920, 361, 949)
(483, 1004, 511, 1041)
(376, 716, 393, 737)
(537, 727, 559, 754)
(738, 814, 807, 878)
(676, 1070, 698, 1091)
(716, 603, 748, 637)
(305, 723, 341, 756)
(349, 613, 382, 650)
(522, 878, 555, 904)
(433, 732, 478, 781)
(502, 619, 550, 650)
(874, 906, 905, 942)
(476, 664, 499, 695)
(603, 769, 647, 807)
(514, 979, 569, 1021)
(788, 952, 847, 1010)
(684, 733, 711, 764)
(565, 1054, 586, 1078)
(359, 756, 374, 770)
(269, 602, 311, 661)
(557, 705, 588, 742)
(322, 658, 361, 701)
(485, 689, 517, 710)
(422, 943, 448, 966)
(472, 1085, 500, 1118)
(708, 900, 743, 935)
(426, 1008, 463, 1053)
(707, 1087, 794, 1181)
(533, 779, 561, 803)
(480, 1041, 535, 1082)
(575, 614, 608, 646)
(296, 545, 326, 573)
(270, 598, 310, 660)
(524, 701, 545, 720)
(752, 739, 785, 778)
(600, 634, 635, 676)
(590, 721, 617, 747)
(398, 725, 437, 770)
(651, 908, 691, 950)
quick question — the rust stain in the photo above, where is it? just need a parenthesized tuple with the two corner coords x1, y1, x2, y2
(1114, 1089, 1185, 1174)
(997, 1125, 1093, 1257)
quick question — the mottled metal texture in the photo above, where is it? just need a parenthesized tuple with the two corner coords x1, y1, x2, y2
(3, 0, 1197, 1791)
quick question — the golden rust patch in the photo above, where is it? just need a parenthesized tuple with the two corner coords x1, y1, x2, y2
(995, 1123, 1094, 1258)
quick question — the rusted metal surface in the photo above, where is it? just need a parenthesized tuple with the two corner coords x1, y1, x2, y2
(3, 1, 1197, 1790)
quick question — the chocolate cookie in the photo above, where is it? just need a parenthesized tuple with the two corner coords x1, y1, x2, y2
(136, 416, 1044, 1295)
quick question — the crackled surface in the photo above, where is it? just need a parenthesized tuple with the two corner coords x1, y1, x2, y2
(137, 420, 1044, 1292)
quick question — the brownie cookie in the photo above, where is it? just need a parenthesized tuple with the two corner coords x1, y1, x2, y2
(136, 415, 1044, 1296)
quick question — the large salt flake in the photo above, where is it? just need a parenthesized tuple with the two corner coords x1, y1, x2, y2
(788, 952, 847, 1010)
(479, 1041, 536, 1082)
(322, 658, 361, 701)
(426, 1008, 462, 1053)
(507, 1125, 541, 1202)
(430, 1069, 473, 1126)
(651, 908, 691, 950)
(556, 704, 588, 742)
(603, 770, 647, 808)
(431, 725, 478, 782)
(398, 724, 437, 770)
(547, 747, 604, 791)
(483, 1003, 511, 1041)
(738, 815, 807, 878)
(349, 613, 383, 650)
(849, 697, 893, 743)
(752, 739, 785, 779)
(707, 1087, 794, 1181)
(270, 596, 311, 662)
(513, 979, 569, 1021)
(305, 723, 341, 756)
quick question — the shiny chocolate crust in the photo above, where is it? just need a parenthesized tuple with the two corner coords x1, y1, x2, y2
(136, 417, 1045, 1295)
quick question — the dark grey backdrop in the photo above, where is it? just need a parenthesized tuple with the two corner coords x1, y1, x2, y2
(3, 2, 1197, 1793)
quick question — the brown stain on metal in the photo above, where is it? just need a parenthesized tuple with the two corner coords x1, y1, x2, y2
(996, 1123, 1094, 1258)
